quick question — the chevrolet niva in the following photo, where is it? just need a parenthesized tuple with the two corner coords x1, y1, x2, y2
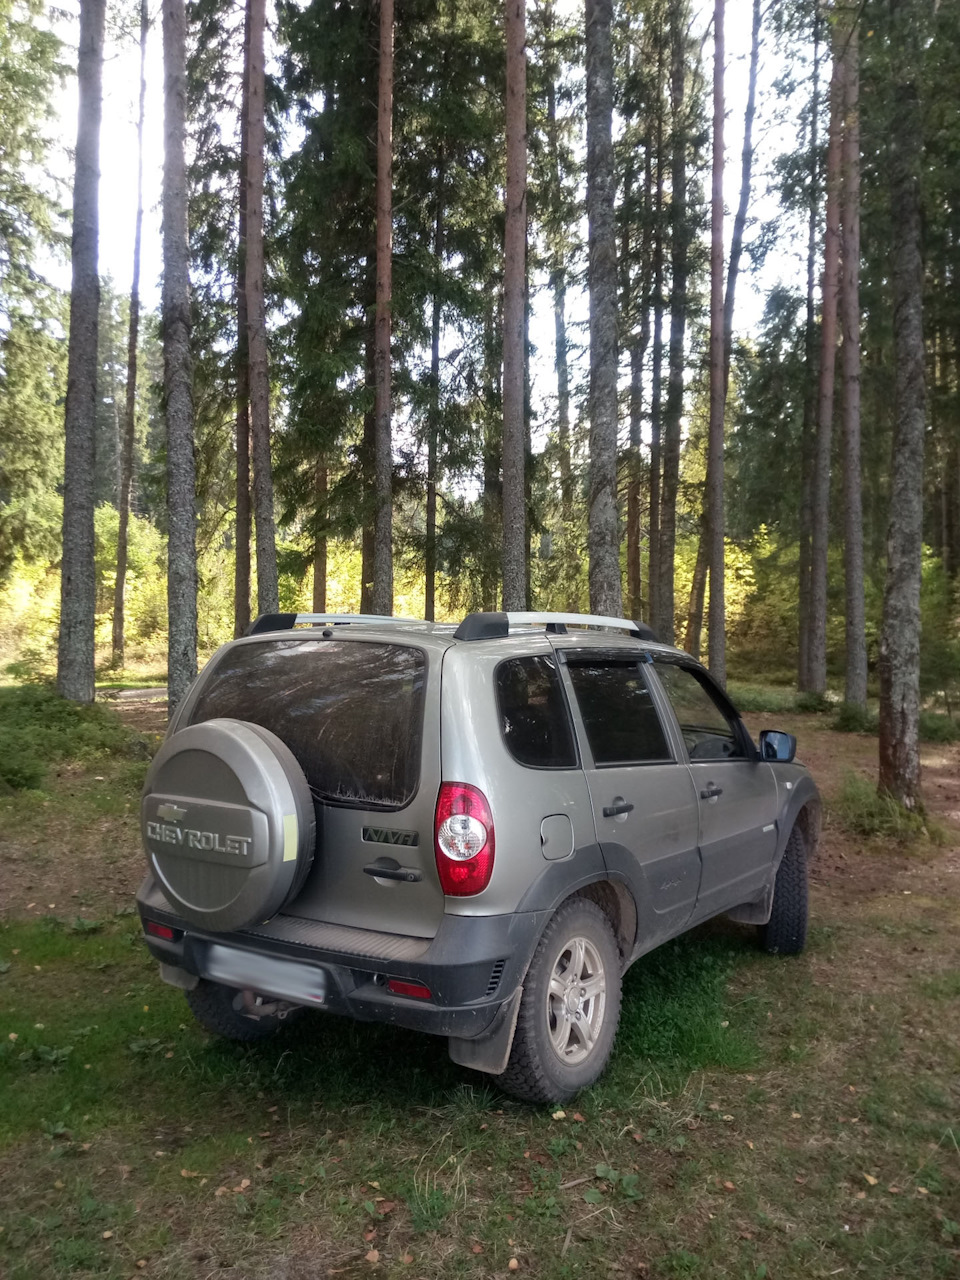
(137, 611, 820, 1103)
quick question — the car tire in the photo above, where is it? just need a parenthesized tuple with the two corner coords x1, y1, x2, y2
(185, 979, 296, 1042)
(759, 825, 808, 955)
(498, 897, 622, 1104)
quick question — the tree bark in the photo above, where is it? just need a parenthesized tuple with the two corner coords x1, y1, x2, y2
(658, 0, 688, 644)
(425, 149, 444, 623)
(245, 0, 278, 616)
(58, 0, 106, 703)
(112, 0, 147, 669)
(685, 512, 708, 661)
(798, 12, 821, 691)
(840, 18, 866, 708)
(706, 0, 726, 683)
(722, 0, 760, 393)
(312, 461, 327, 612)
(809, 41, 844, 695)
(162, 0, 198, 712)
(544, 25, 572, 532)
(234, 0, 252, 637)
(585, 0, 621, 617)
(879, 0, 925, 809)
(649, 49, 665, 632)
(502, 0, 527, 612)
(372, 0, 394, 615)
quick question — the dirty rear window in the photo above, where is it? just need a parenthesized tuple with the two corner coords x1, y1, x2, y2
(190, 639, 426, 810)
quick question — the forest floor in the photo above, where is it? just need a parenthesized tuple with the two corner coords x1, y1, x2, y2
(0, 700, 958, 1279)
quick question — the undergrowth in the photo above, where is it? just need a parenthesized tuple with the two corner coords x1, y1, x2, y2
(829, 771, 945, 844)
(0, 684, 145, 792)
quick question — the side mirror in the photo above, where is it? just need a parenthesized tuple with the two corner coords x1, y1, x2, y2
(759, 730, 797, 763)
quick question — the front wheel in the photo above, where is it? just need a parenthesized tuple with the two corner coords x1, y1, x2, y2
(759, 825, 808, 955)
(497, 897, 622, 1104)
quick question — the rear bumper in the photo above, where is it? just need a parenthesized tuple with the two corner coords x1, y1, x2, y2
(136, 875, 548, 1039)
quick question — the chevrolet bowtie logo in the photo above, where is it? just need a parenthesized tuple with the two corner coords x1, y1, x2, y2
(157, 803, 187, 823)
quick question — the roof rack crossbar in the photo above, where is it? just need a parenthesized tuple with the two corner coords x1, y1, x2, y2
(453, 611, 658, 642)
(246, 612, 419, 636)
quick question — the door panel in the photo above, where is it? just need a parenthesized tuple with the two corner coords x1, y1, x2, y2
(649, 660, 779, 919)
(563, 655, 702, 947)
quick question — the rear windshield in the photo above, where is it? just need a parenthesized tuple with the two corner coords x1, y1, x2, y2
(189, 639, 426, 810)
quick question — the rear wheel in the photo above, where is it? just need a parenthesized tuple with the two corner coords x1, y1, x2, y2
(186, 979, 297, 1042)
(498, 897, 622, 1104)
(759, 825, 808, 955)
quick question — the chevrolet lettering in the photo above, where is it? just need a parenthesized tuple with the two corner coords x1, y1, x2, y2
(145, 821, 253, 857)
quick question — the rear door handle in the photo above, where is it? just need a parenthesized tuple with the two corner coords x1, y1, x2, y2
(602, 800, 635, 817)
(700, 786, 723, 800)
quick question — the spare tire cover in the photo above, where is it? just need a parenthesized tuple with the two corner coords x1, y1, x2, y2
(141, 718, 316, 932)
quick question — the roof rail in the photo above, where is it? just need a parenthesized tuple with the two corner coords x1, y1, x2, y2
(453, 611, 658, 643)
(245, 612, 419, 636)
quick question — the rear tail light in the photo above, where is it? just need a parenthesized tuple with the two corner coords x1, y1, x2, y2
(435, 782, 495, 896)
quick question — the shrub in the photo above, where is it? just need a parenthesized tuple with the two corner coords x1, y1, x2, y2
(795, 691, 832, 714)
(830, 772, 927, 842)
(726, 683, 798, 715)
(832, 702, 879, 734)
(918, 711, 960, 744)
(0, 685, 138, 790)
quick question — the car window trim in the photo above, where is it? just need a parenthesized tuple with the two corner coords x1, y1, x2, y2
(493, 654, 581, 771)
(647, 656, 758, 762)
(558, 649, 678, 770)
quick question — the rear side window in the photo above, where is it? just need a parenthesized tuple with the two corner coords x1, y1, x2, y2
(496, 656, 577, 768)
(190, 639, 426, 810)
(567, 660, 671, 766)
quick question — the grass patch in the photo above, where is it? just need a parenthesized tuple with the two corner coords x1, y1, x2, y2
(726, 683, 799, 715)
(0, 685, 147, 792)
(2, 900, 959, 1279)
(829, 771, 939, 843)
(832, 701, 879, 734)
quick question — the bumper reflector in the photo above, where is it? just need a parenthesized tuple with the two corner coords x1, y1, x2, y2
(387, 979, 432, 1000)
(146, 921, 178, 941)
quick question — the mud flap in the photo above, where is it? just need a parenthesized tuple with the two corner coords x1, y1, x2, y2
(159, 962, 198, 991)
(448, 986, 523, 1076)
(725, 881, 774, 926)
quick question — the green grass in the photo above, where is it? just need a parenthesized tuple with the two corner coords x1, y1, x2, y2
(2, 898, 958, 1280)
(0, 685, 148, 792)
(829, 771, 947, 844)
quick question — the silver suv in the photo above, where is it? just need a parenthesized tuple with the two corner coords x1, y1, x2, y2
(137, 611, 820, 1103)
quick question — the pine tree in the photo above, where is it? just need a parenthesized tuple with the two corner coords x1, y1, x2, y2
(58, 0, 107, 704)
(503, 0, 527, 612)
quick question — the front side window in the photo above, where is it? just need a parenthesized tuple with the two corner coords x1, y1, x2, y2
(566, 660, 671, 766)
(496, 656, 578, 768)
(190, 639, 426, 809)
(653, 662, 746, 760)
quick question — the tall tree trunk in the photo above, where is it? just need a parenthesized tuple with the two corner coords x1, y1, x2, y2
(878, 0, 925, 809)
(706, 0, 726, 682)
(722, 0, 760, 392)
(544, 22, 572, 532)
(798, 12, 821, 691)
(112, 0, 148, 669)
(626, 133, 651, 623)
(162, 0, 198, 712)
(685, 512, 709, 660)
(809, 41, 844, 695)
(481, 296, 502, 612)
(585, 0, 621, 617)
(372, 0, 394, 615)
(659, 0, 688, 644)
(58, 0, 106, 703)
(234, 0, 252, 637)
(245, 0, 278, 616)
(312, 461, 327, 612)
(649, 54, 665, 632)
(360, 323, 375, 614)
(840, 18, 866, 708)
(502, 0, 527, 612)
(425, 150, 444, 623)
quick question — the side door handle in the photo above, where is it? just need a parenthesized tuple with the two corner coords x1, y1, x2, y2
(602, 799, 635, 817)
(700, 785, 723, 800)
